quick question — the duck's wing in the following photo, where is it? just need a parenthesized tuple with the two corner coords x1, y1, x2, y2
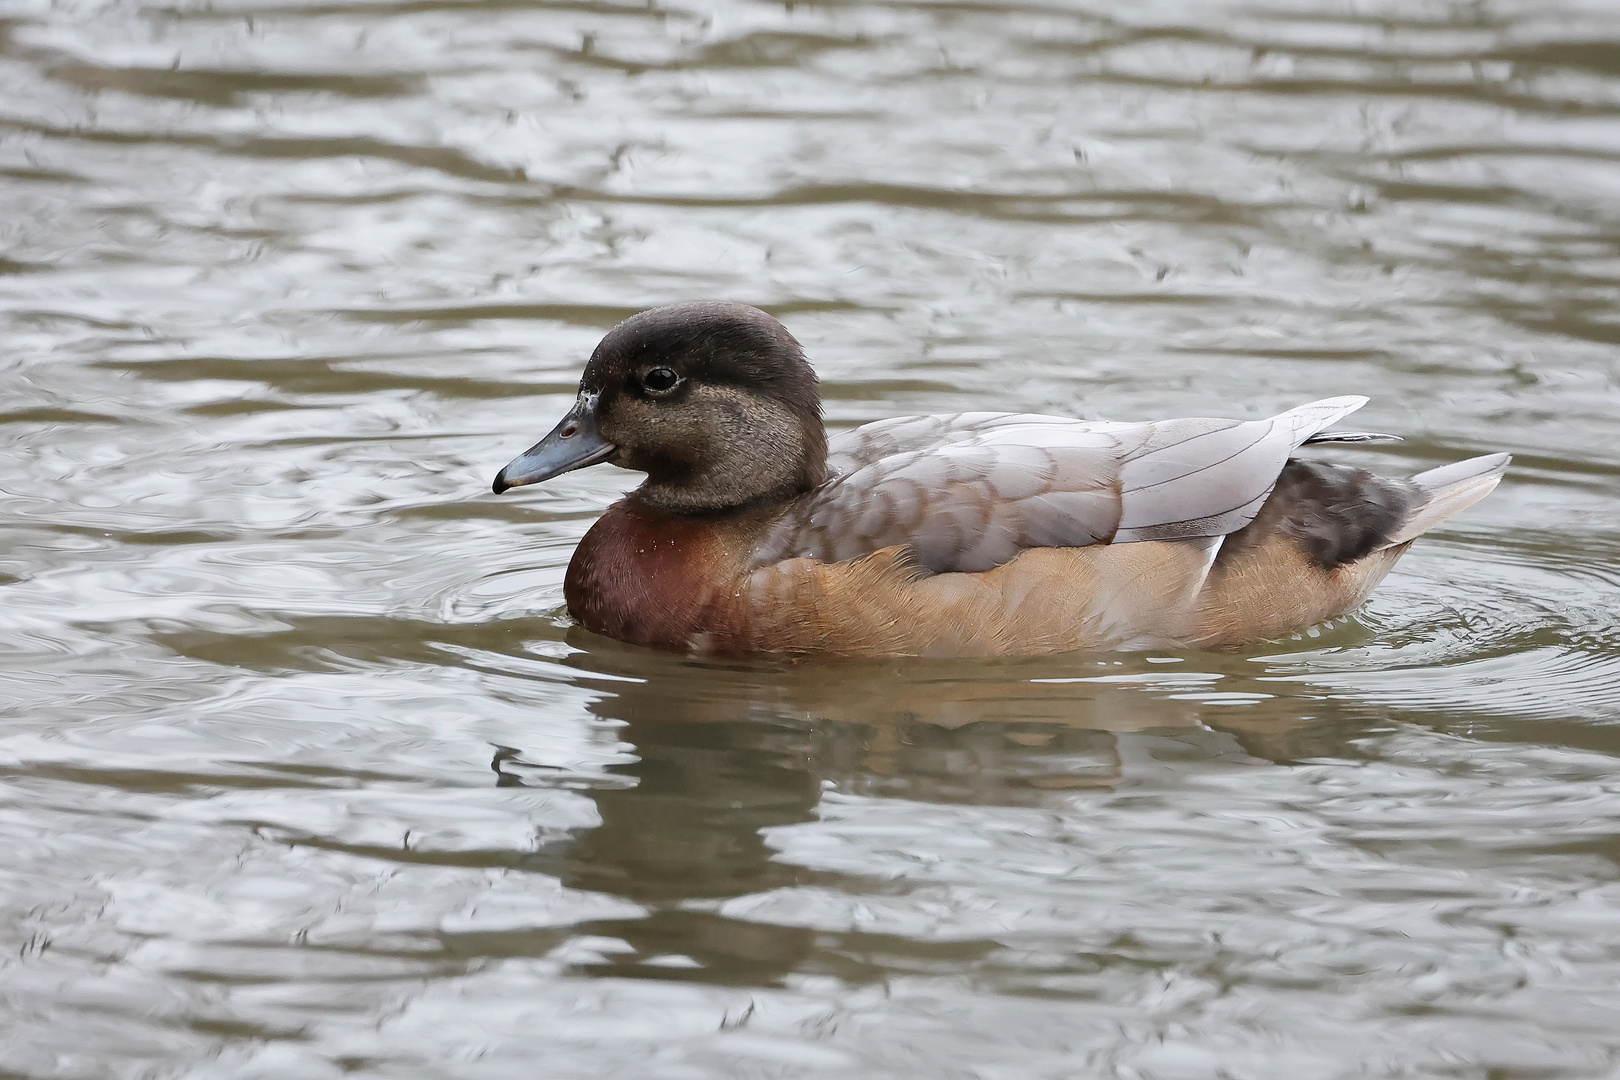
(755, 397, 1370, 574)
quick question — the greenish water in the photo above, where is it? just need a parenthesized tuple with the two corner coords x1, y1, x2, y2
(2, 0, 1619, 1076)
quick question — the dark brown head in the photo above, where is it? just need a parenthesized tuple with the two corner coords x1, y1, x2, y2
(492, 302, 827, 514)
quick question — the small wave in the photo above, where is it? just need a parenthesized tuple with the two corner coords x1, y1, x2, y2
(1255, 535, 1620, 724)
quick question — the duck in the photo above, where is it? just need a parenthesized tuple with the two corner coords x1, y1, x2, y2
(492, 301, 1508, 657)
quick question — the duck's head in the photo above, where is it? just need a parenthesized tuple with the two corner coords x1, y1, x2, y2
(492, 302, 827, 514)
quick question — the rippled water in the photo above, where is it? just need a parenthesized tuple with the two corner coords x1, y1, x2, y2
(3, 0, 1620, 1075)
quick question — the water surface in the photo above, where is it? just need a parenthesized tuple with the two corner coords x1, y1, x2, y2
(3, 0, 1620, 1076)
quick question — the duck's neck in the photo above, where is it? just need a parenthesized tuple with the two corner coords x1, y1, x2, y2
(564, 497, 774, 650)
(628, 405, 828, 515)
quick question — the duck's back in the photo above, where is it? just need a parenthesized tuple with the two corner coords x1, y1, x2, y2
(705, 398, 1507, 655)
(754, 396, 1379, 574)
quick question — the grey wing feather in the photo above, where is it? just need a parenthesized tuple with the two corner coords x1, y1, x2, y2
(1113, 395, 1368, 541)
(756, 396, 1369, 573)
(823, 412, 1074, 473)
(1304, 431, 1401, 445)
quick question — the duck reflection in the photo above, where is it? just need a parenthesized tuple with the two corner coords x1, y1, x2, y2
(489, 638, 1360, 985)
(567, 718, 816, 901)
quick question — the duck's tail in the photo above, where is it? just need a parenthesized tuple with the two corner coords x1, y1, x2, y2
(1384, 452, 1511, 547)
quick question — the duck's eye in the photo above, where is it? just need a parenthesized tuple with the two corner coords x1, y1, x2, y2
(640, 367, 680, 394)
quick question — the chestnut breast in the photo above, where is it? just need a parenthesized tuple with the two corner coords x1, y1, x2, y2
(564, 500, 759, 649)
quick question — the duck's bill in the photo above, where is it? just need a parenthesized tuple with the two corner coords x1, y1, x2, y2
(492, 394, 616, 494)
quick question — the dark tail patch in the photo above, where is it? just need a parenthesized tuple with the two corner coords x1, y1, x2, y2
(1217, 459, 1422, 570)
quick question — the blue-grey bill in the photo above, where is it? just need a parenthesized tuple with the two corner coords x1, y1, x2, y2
(492, 396, 615, 494)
